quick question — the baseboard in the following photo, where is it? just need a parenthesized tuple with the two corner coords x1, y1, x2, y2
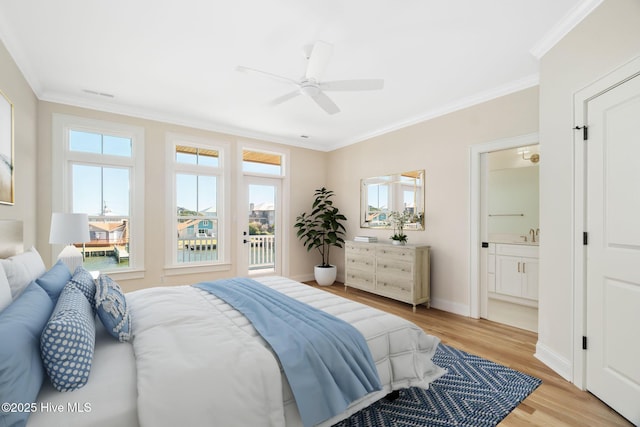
(535, 341, 572, 382)
(430, 297, 470, 317)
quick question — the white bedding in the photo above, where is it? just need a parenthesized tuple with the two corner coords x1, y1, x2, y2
(29, 276, 444, 427)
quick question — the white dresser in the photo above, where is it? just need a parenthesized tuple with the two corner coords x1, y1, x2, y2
(344, 241, 431, 312)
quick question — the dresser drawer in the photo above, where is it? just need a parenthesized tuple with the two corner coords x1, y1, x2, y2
(376, 275, 413, 296)
(376, 258, 413, 279)
(345, 242, 376, 257)
(376, 245, 415, 261)
(345, 269, 375, 291)
(345, 254, 375, 271)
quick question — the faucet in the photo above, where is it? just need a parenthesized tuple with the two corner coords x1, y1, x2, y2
(529, 228, 536, 243)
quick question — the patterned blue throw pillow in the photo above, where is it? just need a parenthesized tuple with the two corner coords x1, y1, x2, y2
(96, 274, 131, 342)
(40, 283, 95, 392)
(70, 266, 97, 309)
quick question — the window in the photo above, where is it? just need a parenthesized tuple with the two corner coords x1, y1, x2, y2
(167, 135, 228, 267)
(242, 150, 284, 176)
(52, 115, 144, 276)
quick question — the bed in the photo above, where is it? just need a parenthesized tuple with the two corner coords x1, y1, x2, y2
(0, 220, 445, 427)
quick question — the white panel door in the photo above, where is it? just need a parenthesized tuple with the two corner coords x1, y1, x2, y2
(586, 73, 640, 425)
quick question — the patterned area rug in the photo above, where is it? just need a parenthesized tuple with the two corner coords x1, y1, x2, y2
(334, 344, 542, 427)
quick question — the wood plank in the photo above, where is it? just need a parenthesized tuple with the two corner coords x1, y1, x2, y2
(305, 281, 632, 426)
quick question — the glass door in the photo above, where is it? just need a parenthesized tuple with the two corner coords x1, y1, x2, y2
(242, 176, 281, 276)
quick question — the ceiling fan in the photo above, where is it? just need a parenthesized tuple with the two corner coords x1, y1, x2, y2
(236, 41, 384, 115)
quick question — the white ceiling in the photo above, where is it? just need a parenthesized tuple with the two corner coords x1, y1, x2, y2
(0, 0, 599, 151)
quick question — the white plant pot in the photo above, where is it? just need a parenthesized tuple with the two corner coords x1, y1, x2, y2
(314, 265, 337, 286)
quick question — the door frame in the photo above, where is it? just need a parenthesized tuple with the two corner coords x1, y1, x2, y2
(469, 132, 539, 319)
(572, 55, 640, 390)
(236, 143, 290, 278)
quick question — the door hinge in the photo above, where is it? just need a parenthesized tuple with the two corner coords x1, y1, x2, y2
(583, 232, 588, 245)
(574, 125, 588, 140)
(582, 336, 588, 350)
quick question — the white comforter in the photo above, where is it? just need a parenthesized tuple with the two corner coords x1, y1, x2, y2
(127, 285, 286, 427)
(30, 276, 444, 427)
(128, 276, 444, 427)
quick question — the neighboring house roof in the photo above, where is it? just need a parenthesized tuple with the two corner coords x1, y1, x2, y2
(252, 201, 274, 212)
(90, 222, 126, 232)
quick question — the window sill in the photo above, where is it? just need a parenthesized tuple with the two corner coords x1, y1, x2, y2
(98, 268, 145, 281)
(163, 263, 232, 277)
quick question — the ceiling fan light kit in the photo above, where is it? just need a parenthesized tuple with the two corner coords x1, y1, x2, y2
(237, 40, 384, 115)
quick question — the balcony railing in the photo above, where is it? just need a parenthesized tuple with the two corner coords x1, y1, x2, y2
(177, 237, 218, 263)
(248, 235, 275, 271)
(176, 235, 275, 270)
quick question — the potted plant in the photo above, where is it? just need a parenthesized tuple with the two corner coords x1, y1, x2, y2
(388, 210, 410, 245)
(294, 187, 347, 286)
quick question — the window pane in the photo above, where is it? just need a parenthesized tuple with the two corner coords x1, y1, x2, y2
(103, 135, 132, 157)
(176, 217, 218, 263)
(70, 130, 101, 154)
(176, 145, 219, 166)
(198, 175, 216, 216)
(243, 150, 282, 175)
(177, 174, 197, 214)
(83, 217, 130, 270)
(72, 164, 102, 215)
(103, 167, 130, 215)
(176, 148, 197, 165)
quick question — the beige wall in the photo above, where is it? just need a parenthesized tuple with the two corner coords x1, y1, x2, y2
(328, 87, 539, 313)
(0, 40, 38, 247)
(36, 101, 325, 291)
(538, 0, 640, 376)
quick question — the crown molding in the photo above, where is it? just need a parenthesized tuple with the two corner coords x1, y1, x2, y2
(530, 0, 603, 59)
(38, 91, 330, 152)
(327, 74, 540, 152)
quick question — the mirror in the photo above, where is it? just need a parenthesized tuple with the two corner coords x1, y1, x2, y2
(360, 170, 425, 229)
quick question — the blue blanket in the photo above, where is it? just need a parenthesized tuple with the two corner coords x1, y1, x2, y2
(195, 278, 381, 427)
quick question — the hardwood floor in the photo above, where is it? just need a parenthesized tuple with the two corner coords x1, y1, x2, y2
(306, 281, 632, 427)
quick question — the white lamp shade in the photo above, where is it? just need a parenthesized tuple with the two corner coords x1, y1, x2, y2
(49, 213, 90, 245)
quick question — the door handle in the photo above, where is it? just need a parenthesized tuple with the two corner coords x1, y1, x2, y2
(518, 262, 521, 273)
(523, 262, 526, 273)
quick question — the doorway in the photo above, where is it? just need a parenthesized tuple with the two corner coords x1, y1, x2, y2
(469, 132, 539, 320)
(480, 145, 540, 332)
(240, 176, 282, 276)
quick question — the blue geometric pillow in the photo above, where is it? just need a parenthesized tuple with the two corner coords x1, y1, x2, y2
(96, 275, 131, 342)
(40, 283, 95, 392)
(70, 266, 97, 309)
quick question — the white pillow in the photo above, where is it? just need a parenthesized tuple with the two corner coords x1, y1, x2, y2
(0, 263, 11, 312)
(0, 247, 46, 299)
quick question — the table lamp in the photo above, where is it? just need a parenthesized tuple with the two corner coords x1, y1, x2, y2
(49, 212, 90, 273)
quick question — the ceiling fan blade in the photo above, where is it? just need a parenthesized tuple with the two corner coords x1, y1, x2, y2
(270, 90, 301, 106)
(305, 41, 333, 81)
(311, 91, 340, 115)
(235, 65, 298, 86)
(320, 79, 385, 91)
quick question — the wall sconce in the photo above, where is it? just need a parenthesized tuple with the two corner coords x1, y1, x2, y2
(518, 148, 540, 164)
(49, 212, 90, 273)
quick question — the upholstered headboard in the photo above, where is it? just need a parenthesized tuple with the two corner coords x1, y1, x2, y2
(0, 220, 23, 258)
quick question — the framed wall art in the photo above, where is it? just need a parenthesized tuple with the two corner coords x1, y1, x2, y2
(0, 89, 14, 205)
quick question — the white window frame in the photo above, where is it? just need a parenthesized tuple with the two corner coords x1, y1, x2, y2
(52, 114, 145, 280)
(164, 132, 230, 274)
